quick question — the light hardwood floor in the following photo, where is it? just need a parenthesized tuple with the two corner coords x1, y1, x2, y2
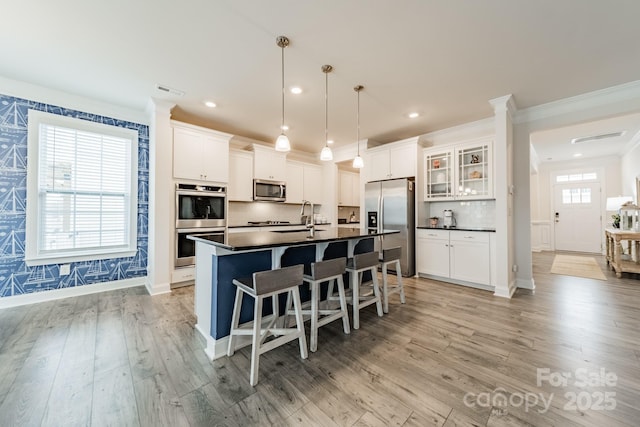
(0, 251, 639, 426)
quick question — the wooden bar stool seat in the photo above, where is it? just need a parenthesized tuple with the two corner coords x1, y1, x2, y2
(345, 251, 384, 330)
(286, 257, 350, 352)
(379, 247, 406, 313)
(227, 264, 307, 386)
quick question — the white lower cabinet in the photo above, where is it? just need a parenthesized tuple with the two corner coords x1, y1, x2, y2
(417, 229, 494, 288)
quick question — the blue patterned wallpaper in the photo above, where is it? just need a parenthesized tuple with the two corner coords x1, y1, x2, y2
(0, 93, 149, 298)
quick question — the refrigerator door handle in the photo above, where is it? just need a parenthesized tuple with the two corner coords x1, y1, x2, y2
(379, 194, 383, 232)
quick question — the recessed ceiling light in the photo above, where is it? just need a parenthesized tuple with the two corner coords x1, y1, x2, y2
(408, 112, 419, 119)
(290, 87, 303, 94)
(573, 153, 582, 157)
(327, 139, 334, 145)
(204, 101, 216, 108)
(281, 125, 289, 131)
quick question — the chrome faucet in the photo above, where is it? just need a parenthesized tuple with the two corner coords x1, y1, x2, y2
(300, 200, 315, 236)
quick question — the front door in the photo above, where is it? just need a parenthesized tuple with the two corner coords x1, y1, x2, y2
(553, 182, 602, 253)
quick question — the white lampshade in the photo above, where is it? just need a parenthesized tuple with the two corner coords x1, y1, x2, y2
(275, 133, 291, 152)
(606, 196, 633, 211)
(320, 146, 333, 161)
(352, 155, 364, 169)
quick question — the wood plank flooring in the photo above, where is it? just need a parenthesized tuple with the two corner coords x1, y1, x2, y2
(0, 251, 639, 426)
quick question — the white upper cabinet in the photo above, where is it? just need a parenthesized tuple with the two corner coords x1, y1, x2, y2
(303, 164, 323, 205)
(338, 170, 360, 207)
(228, 150, 253, 201)
(423, 148, 454, 201)
(286, 161, 323, 205)
(455, 140, 493, 200)
(366, 138, 418, 182)
(423, 137, 493, 201)
(285, 162, 304, 204)
(172, 122, 231, 183)
(253, 145, 287, 181)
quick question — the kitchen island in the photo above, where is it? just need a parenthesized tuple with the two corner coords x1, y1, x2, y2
(189, 227, 399, 359)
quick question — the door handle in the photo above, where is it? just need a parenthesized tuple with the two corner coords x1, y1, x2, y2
(555, 212, 559, 223)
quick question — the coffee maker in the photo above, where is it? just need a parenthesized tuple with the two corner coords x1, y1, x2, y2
(443, 209, 456, 228)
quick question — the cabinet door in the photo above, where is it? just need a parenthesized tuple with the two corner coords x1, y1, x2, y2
(286, 162, 304, 204)
(367, 150, 391, 181)
(173, 127, 204, 181)
(416, 237, 450, 277)
(424, 149, 454, 201)
(303, 164, 323, 204)
(389, 145, 415, 178)
(351, 172, 360, 206)
(455, 141, 492, 199)
(254, 147, 287, 181)
(228, 151, 253, 201)
(449, 238, 490, 285)
(201, 136, 229, 183)
(338, 171, 353, 206)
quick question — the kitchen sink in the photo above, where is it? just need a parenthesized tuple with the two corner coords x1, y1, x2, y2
(270, 228, 327, 233)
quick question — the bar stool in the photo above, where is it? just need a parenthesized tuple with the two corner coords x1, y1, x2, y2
(345, 251, 383, 330)
(379, 247, 406, 313)
(286, 257, 350, 352)
(227, 264, 307, 386)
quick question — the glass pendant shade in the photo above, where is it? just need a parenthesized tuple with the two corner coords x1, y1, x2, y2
(275, 133, 291, 152)
(320, 146, 333, 161)
(352, 155, 364, 169)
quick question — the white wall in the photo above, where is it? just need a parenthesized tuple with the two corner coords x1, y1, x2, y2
(621, 142, 640, 202)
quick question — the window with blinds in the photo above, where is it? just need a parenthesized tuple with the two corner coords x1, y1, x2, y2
(26, 110, 138, 265)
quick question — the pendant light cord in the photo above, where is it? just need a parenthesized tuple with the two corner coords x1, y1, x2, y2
(356, 86, 361, 156)
(281, 43, 285, 131)
(325, 71, 329, 146)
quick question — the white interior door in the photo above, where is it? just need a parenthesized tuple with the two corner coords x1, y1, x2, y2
(553, 182, 602, 252)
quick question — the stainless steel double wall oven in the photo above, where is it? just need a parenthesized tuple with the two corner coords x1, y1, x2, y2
(175, 183, 226, 267)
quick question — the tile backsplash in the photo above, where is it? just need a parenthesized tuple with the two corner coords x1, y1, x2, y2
(228, 202, 313, 226)
(425, 200, 496, 229)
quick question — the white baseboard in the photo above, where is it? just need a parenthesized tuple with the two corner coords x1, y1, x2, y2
(0, 277, 147, 309)
(516, 278, 536, 290)
(195, 322, 253, 361)
(145, 280, 171, 296)
(494, 279, 517, 298)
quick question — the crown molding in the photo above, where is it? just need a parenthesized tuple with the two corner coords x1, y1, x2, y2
(515, 79, 640, 124)
(489, 94, 517, 115)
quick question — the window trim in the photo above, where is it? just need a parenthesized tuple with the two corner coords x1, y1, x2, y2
(25, 109, 139, 266)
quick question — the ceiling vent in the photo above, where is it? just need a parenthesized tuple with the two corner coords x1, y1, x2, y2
(571, 131, 625, 144)
(155, 84, 185, 97)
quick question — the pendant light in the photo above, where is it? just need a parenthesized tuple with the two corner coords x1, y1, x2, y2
(275, 36, 291, 152)
(320, 64, 333, 161)
(352, 85, 364, 169)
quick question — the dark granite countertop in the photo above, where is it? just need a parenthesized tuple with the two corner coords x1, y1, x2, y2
(228, 222, 305, 228)
(189, 227, 398, 251)
(417, 226, 496, 232)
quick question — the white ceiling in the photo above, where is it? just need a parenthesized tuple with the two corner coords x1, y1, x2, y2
(3, 1, 640, 156)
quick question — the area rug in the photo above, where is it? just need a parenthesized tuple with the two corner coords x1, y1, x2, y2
(550, 255, 607, 281)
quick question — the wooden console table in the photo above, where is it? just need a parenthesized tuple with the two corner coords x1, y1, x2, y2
(605, 228, 640, 278)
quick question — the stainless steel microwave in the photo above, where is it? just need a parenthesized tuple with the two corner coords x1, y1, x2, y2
(253, 179, 286, 202)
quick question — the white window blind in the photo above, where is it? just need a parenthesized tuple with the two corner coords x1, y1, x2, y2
(26, 110, 138, 265)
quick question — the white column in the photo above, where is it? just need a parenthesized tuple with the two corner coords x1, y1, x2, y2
(145, 98, 175, 295)
(489, 95, 518, 298)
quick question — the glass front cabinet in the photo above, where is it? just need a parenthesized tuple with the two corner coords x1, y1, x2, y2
(423, 139, 493, 201)
(424, 149, 454, 201)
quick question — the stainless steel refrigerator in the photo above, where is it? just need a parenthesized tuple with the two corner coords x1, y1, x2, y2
(365, 178, 415, 276)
